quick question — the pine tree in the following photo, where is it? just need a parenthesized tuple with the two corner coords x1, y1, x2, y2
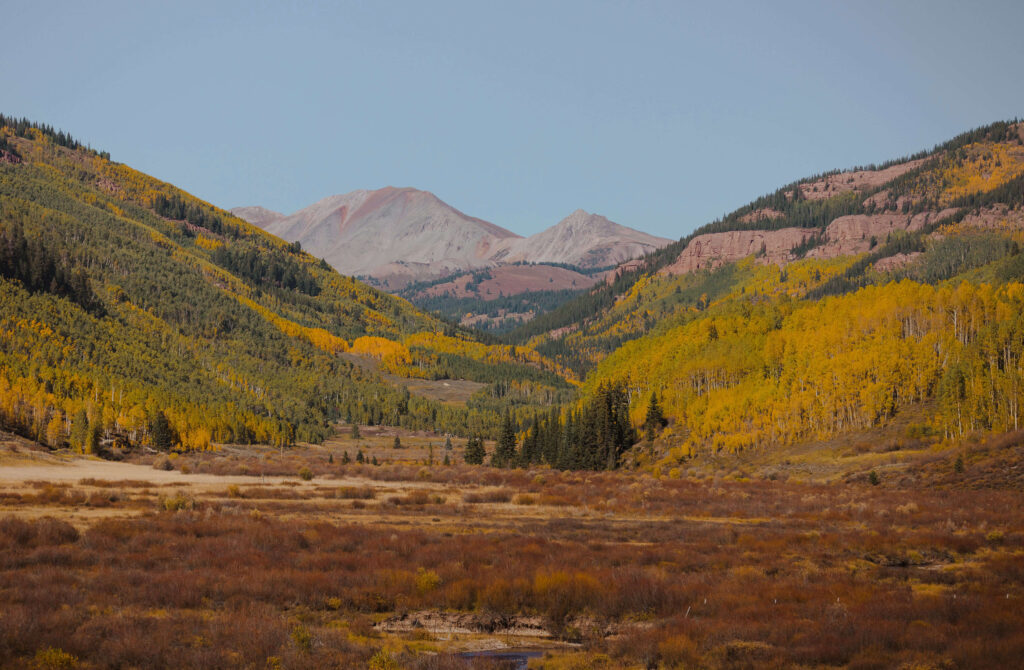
(464, 435, 485, 465)
(150, 411, 174, 452)
(393, 436, 402, 449)
(644, 392, 666, 441)
(492, 414, 517, 468)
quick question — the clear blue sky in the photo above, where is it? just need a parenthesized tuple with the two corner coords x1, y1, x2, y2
(3, 0, 1023, 238)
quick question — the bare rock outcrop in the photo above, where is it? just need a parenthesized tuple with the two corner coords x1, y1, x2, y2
(958, 204, 1024, 231)
(738, 208, 783, 223)
(659, 228, 816, 275)
(799, 159, 928, 200)
(807, 209, 958, 258)
(660, 208, 965, 278)
(606, 258, 645, 284)
(873, 252, 923, 273)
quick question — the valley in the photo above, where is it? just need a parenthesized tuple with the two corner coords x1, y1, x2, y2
(2, 114, 1024, 668)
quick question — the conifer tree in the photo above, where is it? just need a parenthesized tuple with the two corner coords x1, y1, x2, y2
(150, 411, 174, 452)
(492, 414, 517, 467)
(644, 392, 666, 441)
(464, 435, 485, 465)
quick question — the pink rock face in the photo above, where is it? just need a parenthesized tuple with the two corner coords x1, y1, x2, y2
(606, 258, 645, 284)
(660, 207, 972, 277)
(959, 204, 1024, 231)
(738, 208, 784, 224)
(808, 210, 959, 258)
(660, 228, 816, 276)
(799, 159, 929, 201)
(873, 252, 923, 273)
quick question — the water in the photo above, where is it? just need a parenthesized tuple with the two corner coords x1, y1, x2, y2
(457, 648, 545, 669)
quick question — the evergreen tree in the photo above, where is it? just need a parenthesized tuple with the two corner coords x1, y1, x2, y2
(393, 436, 402, 449)
(350, 424, 361, 439)
(150, 411, 174, 452)
(492, 414, 517, 467)
(464, 435, 485, 465)
(70, 409, 90, 453)
(643, 392, 667, 441)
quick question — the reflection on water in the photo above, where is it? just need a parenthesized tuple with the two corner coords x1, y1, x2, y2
(457, 649, 545, 669)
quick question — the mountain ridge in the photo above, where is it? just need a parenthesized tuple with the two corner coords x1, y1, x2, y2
(232, 190, 671, 287)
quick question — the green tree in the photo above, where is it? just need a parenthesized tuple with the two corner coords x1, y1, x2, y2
(70, 409, 89, 453)
(643, 391, 667, 441)
(464, 435, 485, 465)
(492, 414, 517, 467)
(149, 410, 174, 451)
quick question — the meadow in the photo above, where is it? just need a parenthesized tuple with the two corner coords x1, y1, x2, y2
(0, 427, 1021, 669)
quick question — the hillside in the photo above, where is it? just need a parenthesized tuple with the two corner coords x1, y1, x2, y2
(511, 120, 1024, 353)
(497, 120, 1024, 472)
(0, 116, 571, 453)
(397, 263, 605, 332)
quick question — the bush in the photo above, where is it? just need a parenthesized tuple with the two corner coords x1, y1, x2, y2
(298, 467, 313, 481)
(161, 492, 196, 511)
(31, 647, 78, 670)
(463, 489, 513, 504)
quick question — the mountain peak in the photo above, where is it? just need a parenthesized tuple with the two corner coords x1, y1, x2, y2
(233, 188, 672, 283)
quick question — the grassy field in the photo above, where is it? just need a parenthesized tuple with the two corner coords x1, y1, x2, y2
(0, 428, 1022, 669)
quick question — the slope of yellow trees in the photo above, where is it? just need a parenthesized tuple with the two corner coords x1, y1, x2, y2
(584, 273, 1024, 456)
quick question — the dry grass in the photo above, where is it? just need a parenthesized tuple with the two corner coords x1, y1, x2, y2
(0, 432, 1022, 668)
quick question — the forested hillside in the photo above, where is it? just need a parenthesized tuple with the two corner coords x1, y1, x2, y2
(0, 116, 567, 453)
(6, 115, 1024, 473)
(510, 120, 1024, 366)
(500, 120, 1024, 471)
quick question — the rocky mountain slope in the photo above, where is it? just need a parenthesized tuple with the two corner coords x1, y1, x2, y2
(491, 209, 671, 269)
(228, 205, 285, 228)
(654, 123, 1024, 277)
(234, 187, 520, 289)
(232, 192, 671, 288)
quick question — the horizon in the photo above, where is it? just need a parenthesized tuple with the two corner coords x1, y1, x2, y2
(3, 1, 1023, 238)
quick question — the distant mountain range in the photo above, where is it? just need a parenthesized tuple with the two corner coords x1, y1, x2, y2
(231, 189, 671, 288)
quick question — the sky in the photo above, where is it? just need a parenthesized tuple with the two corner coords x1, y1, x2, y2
(2, 0, 1023, 239)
